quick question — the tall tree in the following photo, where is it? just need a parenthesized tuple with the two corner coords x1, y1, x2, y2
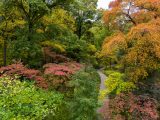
(5, 0, 73, 41)
(69, 0, 98, 39)
(101, 0, 160, 82)
(0, 1, 25, 66)
(0, 0, 72, 67)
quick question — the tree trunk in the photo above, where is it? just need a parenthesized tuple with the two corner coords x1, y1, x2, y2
(28, 21, 33, 41)
(78, 16, 82, 39)
(3, 38, 7, 66)
(28, 3, 33, 41)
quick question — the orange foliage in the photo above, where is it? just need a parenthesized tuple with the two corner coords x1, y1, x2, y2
(123, 19, 160, 81)
(109, 0, 121, 9)
(101, 0, 160, 82)
(101, 32, 126, 57)
(135, 0, 160, 10)
(103, 7, 121, 26)
(132, 10, 155, 24)
(103, 0, 160, 28)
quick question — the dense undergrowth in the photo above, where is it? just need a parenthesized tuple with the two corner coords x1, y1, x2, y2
(0, 0, 160, 119)
(0, 63, 100, 120)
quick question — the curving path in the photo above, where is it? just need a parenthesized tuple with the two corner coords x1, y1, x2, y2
(97, 70, 107, 91)
(97, 70, 110, 120)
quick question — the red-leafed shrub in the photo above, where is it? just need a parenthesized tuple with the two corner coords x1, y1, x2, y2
(0, 62, 83, 91)
(99, 93, 159, 120)
(44, 64, 73, 77)
(62, 62, 83, 72)
(44, 62, 83, 77)
(43, 62, 83, 91)
(0, 63, 48, 89)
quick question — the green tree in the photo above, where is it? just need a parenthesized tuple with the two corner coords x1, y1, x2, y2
(0, 1, 25, 66)
(69, 0, 98, 39)
(0, 0, 72, 67)
(69, 68, 100, 120)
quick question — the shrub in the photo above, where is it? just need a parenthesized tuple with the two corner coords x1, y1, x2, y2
(105, 70, 115, 76)
(0, 63, 48, 89)
(0, 76, 63, 120)
(44, 62, 82, 76)
(69, 67, 100, 120)
(100, 71, 136, 98)
(100, 93, 159, 120)
(43, 62, 83, 92)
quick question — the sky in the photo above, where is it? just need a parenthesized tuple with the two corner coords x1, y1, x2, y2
(97, 0, 113, 9)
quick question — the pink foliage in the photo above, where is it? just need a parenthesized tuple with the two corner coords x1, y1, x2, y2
(34, 76, 48, 89)
(44, 62, 83, 77)
(54, 71, 67, 76)
(44, 64, 73, 76)
(0, 63, 48, 89)
(43, 62, 83, 91)
(0, 62, 83, 90)
(128, 94, 159, 120)
(99, 93, 159, 120)
(63, 62, 82, 71)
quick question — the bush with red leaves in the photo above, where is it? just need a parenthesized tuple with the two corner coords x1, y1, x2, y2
(0, 62, 83, 91)
(43, 62, 83, 77)
(99, 93, 159, 120)
(0, 63, 48, 89)
(43, 62, 83, 91)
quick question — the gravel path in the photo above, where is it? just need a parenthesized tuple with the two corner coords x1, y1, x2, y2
(97, 70, 109, 120)
(97, 70, 107, 91)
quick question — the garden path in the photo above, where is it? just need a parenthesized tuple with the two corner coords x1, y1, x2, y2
(97, 70, 110, 120)
(97, 70, 107, 91)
